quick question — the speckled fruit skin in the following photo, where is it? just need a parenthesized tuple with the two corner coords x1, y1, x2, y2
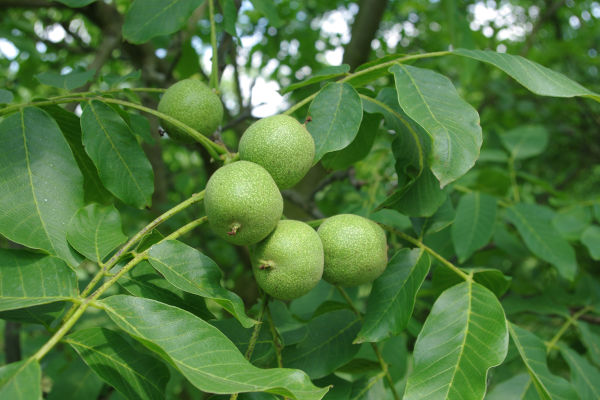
(238, 115, 315, 189)
(157, 79, 223, 142)
(252, 220, 324, 300)
(318, 214, 388, 286)
(204, 161, 283, 246)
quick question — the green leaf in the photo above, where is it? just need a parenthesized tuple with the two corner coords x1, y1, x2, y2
(67, 327, 170, 400)
(508, 322, 578, 400)
(211, 318, 275, 367)
(0, 249, 78, 311)
(307, 82, 363, 162)
(42, 104, 112, 204)
(411, 196, 455, 236)
(283, 309, 361, 379)
(281, 65, 350, 94)
(390, 64, 482, 187)
(36, 69, 95, 90)
(355, 248, 430, 343)
(499, 125, 549, 160)
(55, 0, 97, 6)
(101, 295, 329, 399)
(451, 192, 497, 262)
(580, 225, 600, 260)
(453, 49, 600, 102)
(559, 345, 600, 400)
(123, 0, 203, 44)
(578, 322, 600, 367)
(221, 0, 238, 37)
(433, 267, 512, 298)
(485, 374, 538, 400)
(0, 303, 66, 329)
(147, 240, 255, 328)
(67, 203, 127, 262)
(0, 359, 41, 400)
(0, 107, 83, 266)
(404, 281, 508, 400)
(505, 203, 577, 281)
(0, 89, 14, 104)
(80, 100, 154, 208)
(553, 207, 592, 241)
(321, 113, 381, 171)
(119, 261, 215, 321)
(47, 358, 103, 400)
(378, 169, 447, 217)
(102, 70, 142, 86)
(249, 0, 282, 27)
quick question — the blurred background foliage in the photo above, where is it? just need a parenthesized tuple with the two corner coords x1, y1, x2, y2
(0, 0, 599, 398)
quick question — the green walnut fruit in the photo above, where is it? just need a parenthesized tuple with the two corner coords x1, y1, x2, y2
(239, 114, 315, 189)
(252, 220, 324, 300)
(318, 214, 388, 286)
(158, 79, 223, 142)
(204, 161, 283, 245)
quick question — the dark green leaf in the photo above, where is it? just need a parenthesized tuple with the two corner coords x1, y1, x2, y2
(80, 100, 154, 208)
(128, 112, 155, 144)
(378, 169, 447, 217)
(281, 65, 350, 94)
(36, 69, 95, 90)
(404, 282, 508, 400)
(102, 70, 142, 86)
(249, 0, 282, 27)
(355, 249, 430, 343)
(211, 318, 275, 367)
(283, 309, 361, 379)
(453, 49, 600, 102)
(581, 226, 600, 260)
(559, 345, 600, 400)
(0, 89, 13, 104)
(43, 104, 111, 204)
(411, 196, 455, 236)
(123, 0, 204, 44)
(101, 295, 329, 399)
(321, 113, 381, 170)
(433, 267, 512, 298)
(67, 328, 170, 400)
(148, 240, 255, 328)
(390, 64, 482, 187)
(67, 203, 127, 262)
(553, 207, 592, 241)
(508, 322, 578, 400)
(578, 322, 600, 367)
(221, 0, 238, 37)
(55, 0, 97, 6)
(486, 374, 537, 400)
(0, 359, 41, 400)
(451, 192, 497, 262)
(0, 303, 66, 328)
(0, 249, 78, 311)
(0, 107, 83, 266)
(499, 125, 549, 160)
(505, 203, 577, 281)
(119, 261, 214, 321)
(47, 358, 103, 400)
(307, 82, 363, 162)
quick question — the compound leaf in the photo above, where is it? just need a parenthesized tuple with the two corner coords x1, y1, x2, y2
(80, 100, 154, 208)
(453, 49, 600, 102)
(355, 248, 430, 343)
(559, 345, 600, 400)
(67, 328, 170, 400)
(147, 240, 255, 328)
(0, 249, 78, 312)
(404, 281, 508, 400)
(67, 203, 127, 262)
(0, 107, 83, 267)
(101, 295, 329, 400)
(36, 69, 95, 90)
(505, 203, 577, 281)
(307, 82, 363, 162)
(123, 0, 203, 44)
(452, 191, 497, 262)
(508, 322, 578, 400)
(390, 64, 482, 187)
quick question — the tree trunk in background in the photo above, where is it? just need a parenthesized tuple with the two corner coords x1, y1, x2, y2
(343, 0, 389, 70)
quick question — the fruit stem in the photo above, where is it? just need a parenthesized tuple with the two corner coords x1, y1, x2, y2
(336, 286, 400, 400)
(208, 0, 219, 91)
(383, 225, 471, 281)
